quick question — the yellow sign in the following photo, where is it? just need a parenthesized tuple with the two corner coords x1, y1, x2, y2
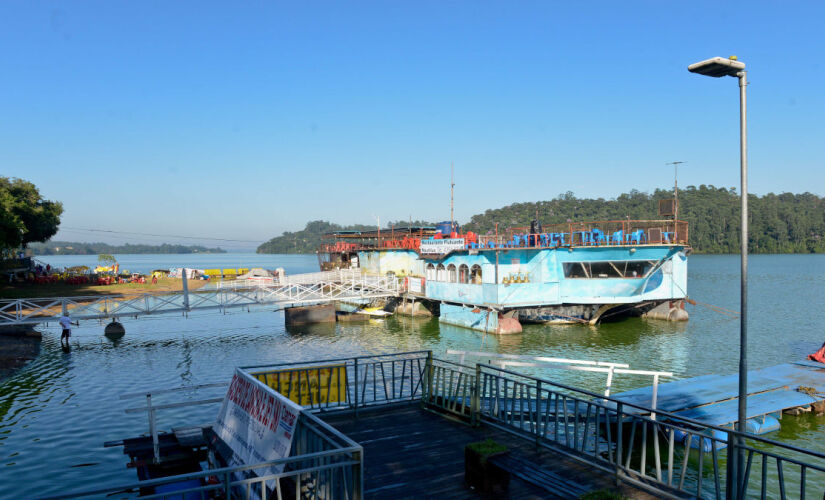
(252, 364, 347, 406)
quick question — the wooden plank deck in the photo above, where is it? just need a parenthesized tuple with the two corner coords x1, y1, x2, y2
(321, 404, 657, 499)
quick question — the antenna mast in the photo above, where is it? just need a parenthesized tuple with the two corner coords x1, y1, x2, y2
(450, 161, 455, 231)
(665, 161, 686, 222)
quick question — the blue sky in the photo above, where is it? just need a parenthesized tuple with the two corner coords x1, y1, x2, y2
(2, 1, 823, 250)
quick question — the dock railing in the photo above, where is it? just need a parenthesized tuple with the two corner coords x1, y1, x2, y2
(241, 350, 431, 415)
(48, 351, 825, 499)
(47, 382, 363, 500)
(419, 353, 825, 499)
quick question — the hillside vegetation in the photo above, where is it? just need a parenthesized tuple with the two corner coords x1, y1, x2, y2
(29, 241, 226, 255)
(257, 186, 825, 254)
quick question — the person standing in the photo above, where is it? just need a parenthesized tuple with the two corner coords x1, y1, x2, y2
(58, 313, 76, 346)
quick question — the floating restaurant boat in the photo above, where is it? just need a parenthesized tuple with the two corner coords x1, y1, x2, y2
(318, 217, 690, 333)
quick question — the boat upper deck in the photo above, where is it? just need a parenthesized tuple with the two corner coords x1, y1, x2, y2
(321, 219, 688, 256)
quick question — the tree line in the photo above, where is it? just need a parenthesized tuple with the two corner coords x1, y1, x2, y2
(257, 185, 825, 254)
(28, 241, 227, 255)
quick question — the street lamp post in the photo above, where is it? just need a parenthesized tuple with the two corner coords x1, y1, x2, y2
(688, 56, 748, 498)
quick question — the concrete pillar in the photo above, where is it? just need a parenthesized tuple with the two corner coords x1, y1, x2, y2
(642, 300, 689, 321)
(284, 304, 336, 325)
(438, 304, 522, 334)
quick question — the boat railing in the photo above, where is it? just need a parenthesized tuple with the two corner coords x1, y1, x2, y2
(320, 219, 688, 254)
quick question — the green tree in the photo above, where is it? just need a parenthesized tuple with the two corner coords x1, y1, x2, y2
(0, 177, 63, 253)
(97, 254, 117, 266)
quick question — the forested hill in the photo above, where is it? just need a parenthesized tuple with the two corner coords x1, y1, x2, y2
(29, 241, 226, 255)
(256, 220, 433, 254)
(462, 186, 825, 254)
(257, 186, 825, 254)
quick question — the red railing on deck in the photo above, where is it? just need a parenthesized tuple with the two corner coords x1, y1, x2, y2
(319, 220, 688, 254)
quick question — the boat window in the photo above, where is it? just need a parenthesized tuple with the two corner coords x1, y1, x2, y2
(436, 264, 446, 282)
(470, 265, 482, 284)
(426, 264, 436, 281)
(458, 264, 469, 284)
(447, 264, 457, 283)
(563, 260, 656, 278)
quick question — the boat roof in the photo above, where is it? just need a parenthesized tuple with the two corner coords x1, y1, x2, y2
(324, 226, 437, 238)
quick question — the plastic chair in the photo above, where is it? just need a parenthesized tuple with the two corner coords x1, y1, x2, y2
(611, 230, 623, 245)
(540, 234, 550, 247)
(591, 228, 606, 245)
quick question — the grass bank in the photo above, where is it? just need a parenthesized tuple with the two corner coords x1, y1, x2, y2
(0, 278, 208, 300)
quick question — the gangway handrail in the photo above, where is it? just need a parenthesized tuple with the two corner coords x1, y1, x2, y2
(0, 271, 399, 326)
(490, 359, 673, 413)
(445, 349, 630, 368)
(445, 349, 671, 408)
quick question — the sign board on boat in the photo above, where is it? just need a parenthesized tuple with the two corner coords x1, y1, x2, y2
(214, 368, 302, 495)
(420, 238, 465, 255)
(408, 277, 424, 294)
(252, 364, 347, 406)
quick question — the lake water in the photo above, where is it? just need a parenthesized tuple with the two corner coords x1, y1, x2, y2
(2, 253, 824, 498)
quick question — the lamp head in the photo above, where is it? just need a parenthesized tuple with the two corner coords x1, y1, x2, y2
(688, 56, 745, 77)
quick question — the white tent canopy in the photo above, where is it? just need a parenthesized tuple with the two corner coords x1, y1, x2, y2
(237, 268, 275, 280)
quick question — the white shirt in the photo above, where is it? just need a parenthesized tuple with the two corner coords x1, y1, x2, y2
(59, 316, 72, 330)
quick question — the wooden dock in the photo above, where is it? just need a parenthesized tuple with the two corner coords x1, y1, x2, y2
(322, 404, 657, 499)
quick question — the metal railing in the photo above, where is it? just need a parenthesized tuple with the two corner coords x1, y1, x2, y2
(242, 351, 430, 414)
(47, 385, 362, 500)
(445, 350, 638, 398)
(43, 352, 825, 499)
(319, 220, 689, 255)
(0, 272, 398, 326)
(470, 363, 825, 499)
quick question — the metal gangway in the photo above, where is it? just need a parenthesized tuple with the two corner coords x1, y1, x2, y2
(0, 270, 399, 326)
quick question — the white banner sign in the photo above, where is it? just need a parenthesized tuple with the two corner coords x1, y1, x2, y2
(420, 238, 465, 255)
(214, 368, 303, 494)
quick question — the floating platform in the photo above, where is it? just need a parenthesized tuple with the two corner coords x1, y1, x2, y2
(612, 361, 825, 435)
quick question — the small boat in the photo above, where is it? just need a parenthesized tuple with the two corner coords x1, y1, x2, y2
(356, 307, 392, 317)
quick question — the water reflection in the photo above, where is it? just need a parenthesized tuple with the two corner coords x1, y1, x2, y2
(1, 254, 825, 497)
(285, 322, 337, 338)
